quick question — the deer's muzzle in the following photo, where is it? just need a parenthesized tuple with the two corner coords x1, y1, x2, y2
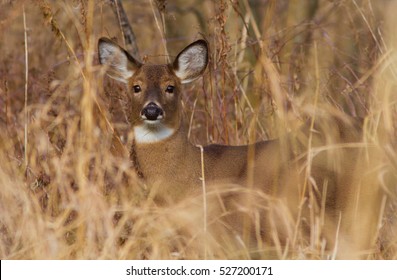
(141, 102, 164, 121)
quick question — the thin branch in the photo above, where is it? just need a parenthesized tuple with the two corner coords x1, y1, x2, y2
(109, 0, 140, 58)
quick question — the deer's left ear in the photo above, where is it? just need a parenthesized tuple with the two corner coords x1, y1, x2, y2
(173, 40, 208, 84)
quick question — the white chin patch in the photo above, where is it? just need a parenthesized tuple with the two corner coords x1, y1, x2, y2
(134, 122, 175, 143)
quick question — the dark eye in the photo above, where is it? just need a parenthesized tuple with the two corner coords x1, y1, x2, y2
(165, 85, 174, 93)
(133, 85, 141, 93)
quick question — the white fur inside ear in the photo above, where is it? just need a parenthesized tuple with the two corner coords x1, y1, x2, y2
(98, 42, 133, 83)
(134, 122, 175, 143)
(174, 43, 207, 84)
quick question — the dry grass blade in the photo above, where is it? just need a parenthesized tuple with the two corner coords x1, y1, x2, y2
(23, 4, 29, 171)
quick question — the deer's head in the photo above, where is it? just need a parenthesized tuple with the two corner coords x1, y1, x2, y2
(98, 38, 208, 143)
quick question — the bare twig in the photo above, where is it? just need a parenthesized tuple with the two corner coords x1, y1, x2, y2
(109, 0, 140, 58)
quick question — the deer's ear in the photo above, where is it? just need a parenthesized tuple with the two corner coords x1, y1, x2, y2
(98, 37, 142, 83)
(173, 40, 208, 84)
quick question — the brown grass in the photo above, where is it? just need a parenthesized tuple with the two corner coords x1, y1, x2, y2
(0, 0, 397, 259)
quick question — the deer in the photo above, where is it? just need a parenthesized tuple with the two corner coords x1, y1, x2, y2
(97, 38, 300, 202)
(97, 37, 381, 257)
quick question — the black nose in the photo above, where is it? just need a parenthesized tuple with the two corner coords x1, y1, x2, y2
(141, 102, 164, 121)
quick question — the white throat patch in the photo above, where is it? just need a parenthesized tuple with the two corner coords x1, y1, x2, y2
(134, 122, 175, 144)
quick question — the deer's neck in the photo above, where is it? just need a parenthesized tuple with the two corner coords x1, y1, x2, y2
(130, 122, 202, 192)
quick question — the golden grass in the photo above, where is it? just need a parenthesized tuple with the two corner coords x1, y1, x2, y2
(0, 0, 397, 259)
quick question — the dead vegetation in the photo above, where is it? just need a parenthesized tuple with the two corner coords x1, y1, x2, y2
(0, 0, 397, 259)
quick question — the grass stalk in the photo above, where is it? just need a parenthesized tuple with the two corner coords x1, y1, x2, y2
(198, 145, 208, 259)
(23, 5, 29, 172)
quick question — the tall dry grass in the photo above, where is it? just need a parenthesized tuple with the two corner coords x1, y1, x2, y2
(0, 0, 396, 259)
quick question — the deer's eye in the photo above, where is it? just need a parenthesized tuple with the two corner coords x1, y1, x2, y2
(166, 85, 175, 93)
(133, 85, 141, 93)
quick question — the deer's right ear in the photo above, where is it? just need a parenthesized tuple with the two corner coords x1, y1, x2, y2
(98, 37, 141, 83)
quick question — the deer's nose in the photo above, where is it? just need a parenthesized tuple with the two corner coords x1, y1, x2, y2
(141, 102, 164, 121)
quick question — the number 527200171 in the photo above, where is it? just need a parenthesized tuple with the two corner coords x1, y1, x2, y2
(219, 266, 273, 276)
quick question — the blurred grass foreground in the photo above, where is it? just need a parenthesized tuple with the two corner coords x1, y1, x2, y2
(1, 0, 397, 259)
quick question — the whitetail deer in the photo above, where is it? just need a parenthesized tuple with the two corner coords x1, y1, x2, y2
(98, 38, 298, 201)
(98, 38, 383, 257)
